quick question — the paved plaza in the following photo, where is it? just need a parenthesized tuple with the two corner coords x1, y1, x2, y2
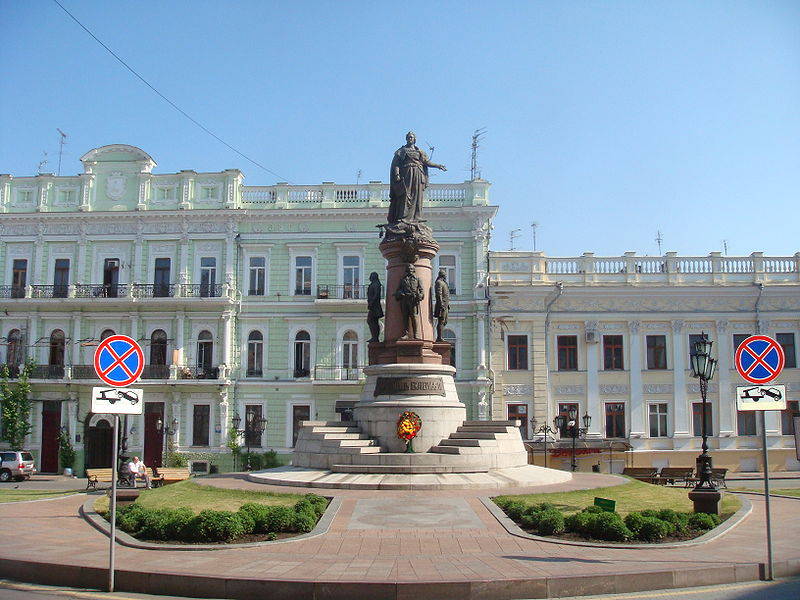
(1, 473, 799, 599)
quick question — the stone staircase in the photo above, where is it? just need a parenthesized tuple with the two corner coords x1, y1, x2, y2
(292, 421, 383, 469)
(429, 420, 529, 469)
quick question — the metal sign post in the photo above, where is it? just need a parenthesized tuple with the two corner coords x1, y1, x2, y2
(109, 414, 119, 592)
(759, 411, 773, 581)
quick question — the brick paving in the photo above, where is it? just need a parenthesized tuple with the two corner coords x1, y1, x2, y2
(0, 472, 798, 589)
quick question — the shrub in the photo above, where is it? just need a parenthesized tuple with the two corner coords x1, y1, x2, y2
(265, 532, 278, 541)
(501, 500, 528, 521)
(137, 509, 175, 540)
(536, 510, 565, 536)
(294, 498, 318, 518)
(640, 509, 659, 519)
(624, 512, 646, 535)
(236, 508, 256, 535)
(165, 508, 196, 540)
(194, 510, 245, 542)
(688, 513, 718, 531)
(565, 511, 593, 536)
(262, 450, 281, 469)
(239, 503, 271, 533)
(583, 505, 605, 514)
(533, 502, 557, 513)
(265, 506, 295, 533)
(636, 517, 671, 542)
(292, 510, 317, 533)
(589, 511, 631, 541)
(246, 453, 264, 471)
(304, 494, 328, 517)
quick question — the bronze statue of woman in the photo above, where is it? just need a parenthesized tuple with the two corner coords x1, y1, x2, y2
(387, 132, 447, 224)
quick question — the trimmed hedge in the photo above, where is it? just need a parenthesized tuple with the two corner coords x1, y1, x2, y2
(111, 493, 329, 543)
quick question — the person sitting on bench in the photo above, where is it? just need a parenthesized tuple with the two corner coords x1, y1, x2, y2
(126, 456, 152, 489)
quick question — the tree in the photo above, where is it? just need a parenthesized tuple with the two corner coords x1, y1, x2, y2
(0, 360, 35, 450)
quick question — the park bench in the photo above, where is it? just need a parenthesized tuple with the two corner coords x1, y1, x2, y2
(621, 467, 659, 484)
(657, 467, 695, 487)
(152, 467, 191, 486)
(85, 467, 160, 491)
(711, 467, 728, 489)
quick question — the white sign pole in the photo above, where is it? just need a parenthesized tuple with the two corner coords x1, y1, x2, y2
(108, 414, 119, 592)
(759, 411, 773, 581)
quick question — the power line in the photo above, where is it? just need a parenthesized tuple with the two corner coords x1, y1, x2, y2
(51, 0, 289, 182)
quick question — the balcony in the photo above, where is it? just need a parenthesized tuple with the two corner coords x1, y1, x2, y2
(74, 284, 127, 298)
(316, 284, 368, 300)
(142, 364, 171, 379)
(31, 285, 69, 299)
(0, 364, 20, 378)
(181, 283, 223, 298)
(178, 365, 220, 380)
(313, 365, 364, 381)
(131, 283, 176, 298)
(30, 364, 65, 379)
(71, 365, 97, 379)
(0, 286, 26, 299)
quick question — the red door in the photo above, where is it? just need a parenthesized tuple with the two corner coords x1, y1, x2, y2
(40, 401, 62, 473)
(144, 402, 164, 467)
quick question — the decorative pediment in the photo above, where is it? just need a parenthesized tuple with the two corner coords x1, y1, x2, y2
(80, 145, 156, 173)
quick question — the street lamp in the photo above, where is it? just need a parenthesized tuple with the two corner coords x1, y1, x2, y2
(555, 408, 591, 472)
(530, 417, 559, 469)
(688, 331, 720, 515)
(232, 411, 268, 471)
(156, 417, 179, 467)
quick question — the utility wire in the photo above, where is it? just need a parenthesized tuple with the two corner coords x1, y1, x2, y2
(52, 0, 289, 182)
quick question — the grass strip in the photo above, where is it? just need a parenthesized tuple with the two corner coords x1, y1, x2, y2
(0, 490, 75, 503)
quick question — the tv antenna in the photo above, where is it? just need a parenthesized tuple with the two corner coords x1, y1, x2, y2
(722, 239, 729, 255)
(470, 127, 486, 180)
(509, 228, 522, 251)
(655, 230, 664, 255)
(37, 151, 49, 175)
(531, 221, 539, 252)
(356, 169, 362, 185)
(56, 129, 68, 176)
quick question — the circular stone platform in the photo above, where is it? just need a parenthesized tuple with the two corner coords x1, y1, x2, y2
(246, 464, 572, 490)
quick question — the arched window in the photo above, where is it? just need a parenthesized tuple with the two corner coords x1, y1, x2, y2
(247, 331, 263, 377)
(443, 328, 456, 368)
(150, 330, 167, 366)
(49, 329, 66, 368)
(341, 330, 359, 379)
(5, 329, 22, 375)
(100, 329, 115, 341)
(197, 331, 213, 375)
(293, 330, 311, 378)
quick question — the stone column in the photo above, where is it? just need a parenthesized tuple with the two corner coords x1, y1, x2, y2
(628, 321, 645, 437)
(222, 311, 232, 371)
(170, 390, 182, 448)
(31, 227, 43, 286)
(477, 316, 487, 370)
(76, 239, 87, 285)
(219, 389, 230, 447)
(178, 234, 189, 288)
(715, 320, 734, 441)
(672, 320, 690, 438)
(133, 233, 143, 285)
(585, 321, 602, 438)
(130, 313, 139, 342)
(531, 317, 549, 428)
(27, 313, 39, 365)
(175, 311, 185, 365)
(225, 220, 236, 295)
(71, 314, 82, 366)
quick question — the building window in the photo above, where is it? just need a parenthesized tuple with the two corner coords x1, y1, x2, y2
(442, 328, 456, 368)
(199, 257, 216, 297)
(244, 404, 263, 448)
(102, 258, 121, 297)
(197, 330, 213, 375)
(737, 411, 757, 436)
(11, 259, 27, 297)
(294, 256, 312, 295)
(605, 403, 625, 438)
(342, 256, 361, 299)
(781, 400, 799, 435)
(646, 335, 667, 370)
(341, 330, 359, 371)
(247, 331, 263, 377)
(153, 258, 171, 297)
(733, 333, 751, 353)
(507, 403, 528, 439)
(192, 405, 210, 446)
(248, 257, 266, 296)
(150, 330, 167, 366)
(156, 187, 176, 201)
(199, 185, 217, 201)
(53, 259, 70, 298)
(5, 329, 22, 369)
(439, 254, 457, 294)
(507, 335, 528, 370)
(49, 329, 65, 367)
(100, 329, 115, 341)
(777, 333, 796, 369)
(294, 330, 311, 377)
(692, 403, 713, 437)
(18, 190, 32, 204)
(649, 403, 668, 437)
(557, 403, 579, 436)
(557, 335, 578, 371)
(58, 189, 75, 204)
(603, 335, 624, 370)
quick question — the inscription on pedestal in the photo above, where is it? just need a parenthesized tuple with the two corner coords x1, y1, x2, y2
(374, 376, 446, 397)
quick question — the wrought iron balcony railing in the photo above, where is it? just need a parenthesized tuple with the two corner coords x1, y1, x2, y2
(74, 284, 127, 298)
(0, 286, 27, 299)
(131, 283, 176, 298)
(142, 364, 171, 379)
(178, 365, 219, 380)
(316, 284, 369, 300)
(181, 283, 223, 298)
(71, 365, 97, 379)
(30, 364, 65, 379)
(31, 285, 69, 299)
(313, 365, 364, 381)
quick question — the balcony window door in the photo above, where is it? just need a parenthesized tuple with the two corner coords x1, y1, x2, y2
(153, 258, 171, 297)
(49, 330, 66, 368)
(197, 331, 213, 375)
(341, 330, 358, 377)
(442, 328, 456, 368)
(150, 330, 168, 376)
(11, 259, 27, 298)
(200, 257, 216, 297)
(192, 405, 210, 446)
(342, 256, 361, 299)
(5, 329, 22, 370)
(247, 331, 263, 377)
(53, 259, 69, 298)
(294, 330, 311, 377)
(245, 404, 263, 448)
(102, 259, 120, 297)
(439, 254, 457, 294)
(294, 256, 312, 295)
(248, 257, 266, 296)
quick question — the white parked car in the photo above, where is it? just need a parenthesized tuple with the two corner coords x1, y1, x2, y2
(0, 451, 36, 482)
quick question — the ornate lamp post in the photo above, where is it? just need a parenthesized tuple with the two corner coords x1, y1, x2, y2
(688, 332, 720, 514)
(555, 408, 591, 472)
(530, 417, 559, 468)
(232, 412, 268, 471)
(156, 417, 179, 467)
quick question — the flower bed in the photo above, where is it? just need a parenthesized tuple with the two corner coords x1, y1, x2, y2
(108, 493, 328, 544)
(494, 498, 723, 543)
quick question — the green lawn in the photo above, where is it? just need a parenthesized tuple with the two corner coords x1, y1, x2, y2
(0, 489, 76, 503)
(495, 479, 741, 517)
(95, 480, 309, 514)
(731, 488, 800, 498)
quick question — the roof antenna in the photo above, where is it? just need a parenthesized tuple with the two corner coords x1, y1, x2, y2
(722, 239, 729, 255)
(56, 129, 68, 176)
(37, 151, 49, 175)
(470, 128, 487, 180)
(655, 230, 664, 255)
(509, 228, 522, 251)
(356, 169, 362, 185)
(531, 221, 539, 252)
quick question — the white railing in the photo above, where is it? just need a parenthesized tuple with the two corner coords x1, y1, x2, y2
(490, 252, 800, 285)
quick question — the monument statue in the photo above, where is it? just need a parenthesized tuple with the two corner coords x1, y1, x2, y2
(434, 269, 450, 342)
(366, 271, 384, 342)
(393, 264, 424, 339)
(387, 131, 447, 226)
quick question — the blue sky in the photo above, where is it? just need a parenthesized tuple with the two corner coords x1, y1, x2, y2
(2, 1, 798, 256)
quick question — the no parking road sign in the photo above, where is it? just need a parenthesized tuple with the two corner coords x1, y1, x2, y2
(93, 335, 145, 388)
(734, 335, 785, 385)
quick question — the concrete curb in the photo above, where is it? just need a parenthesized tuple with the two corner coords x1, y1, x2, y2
(0, 492, 85, 505)
(730, 490, 800, 500)
(80, 494, 341, 551)
(481, 493, 752, 549)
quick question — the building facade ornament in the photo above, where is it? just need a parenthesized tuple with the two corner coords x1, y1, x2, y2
(503, 384, 533, 396)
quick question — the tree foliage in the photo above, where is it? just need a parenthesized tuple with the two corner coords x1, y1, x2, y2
(0, 360, 35, 450)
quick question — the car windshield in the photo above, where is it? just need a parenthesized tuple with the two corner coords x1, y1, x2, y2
(21, 452, 34, 462)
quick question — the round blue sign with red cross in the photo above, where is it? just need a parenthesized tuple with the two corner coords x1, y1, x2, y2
(734, 335, 785, 385)
(93, 335, 145, 387)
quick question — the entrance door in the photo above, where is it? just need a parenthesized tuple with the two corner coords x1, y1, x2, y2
(507, 403, 529, 439)
(40, 401, 62, 473)
(87, 419, 113, 468)
(292, 405, 310, 447)
(144, 402, 164, 467)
